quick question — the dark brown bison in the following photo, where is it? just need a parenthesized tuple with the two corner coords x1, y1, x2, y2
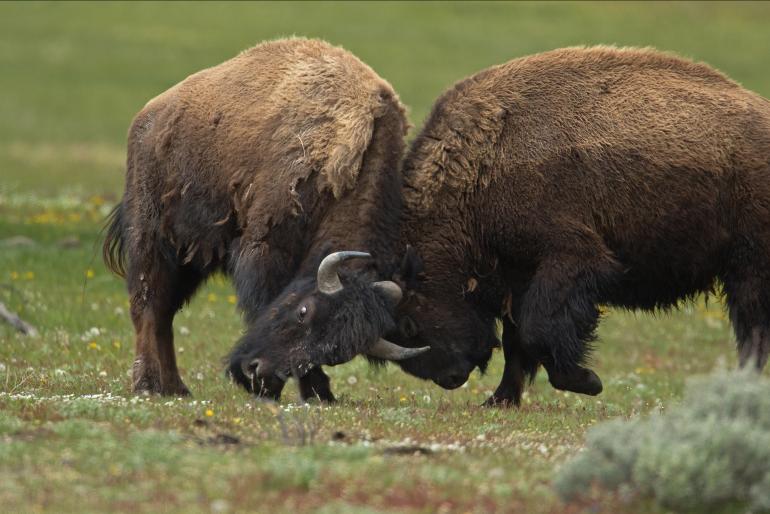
(229, 46, 770, 406)
(103, 38, 422, 398)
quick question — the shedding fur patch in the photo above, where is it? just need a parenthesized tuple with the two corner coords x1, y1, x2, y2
(123, 37, 407, 266)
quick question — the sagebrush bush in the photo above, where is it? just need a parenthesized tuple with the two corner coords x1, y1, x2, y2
(554, 369, 770, 513)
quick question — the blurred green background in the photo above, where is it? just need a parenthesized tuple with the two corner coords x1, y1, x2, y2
(2, 3, 770, 513)
(3, 1, 770, 196)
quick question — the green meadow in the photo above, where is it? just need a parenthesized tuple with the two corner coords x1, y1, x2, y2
(1, 2, 770, 512)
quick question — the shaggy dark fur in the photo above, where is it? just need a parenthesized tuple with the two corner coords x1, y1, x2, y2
(391, 46, 770, 405)
(103, 38, 408, 397)
(234, 46, 770, 406)
(226, 271, 395, 394)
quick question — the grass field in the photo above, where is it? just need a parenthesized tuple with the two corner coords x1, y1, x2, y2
(2, 2, 770, 513)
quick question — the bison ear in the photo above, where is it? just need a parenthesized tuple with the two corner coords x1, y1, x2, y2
(394, 244, 424, 290)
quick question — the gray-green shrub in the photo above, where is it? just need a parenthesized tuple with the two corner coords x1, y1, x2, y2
(554, 369, 770, 512)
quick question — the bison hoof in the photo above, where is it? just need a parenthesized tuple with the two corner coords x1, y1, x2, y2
(162, 379, 192, 397)
(301, 391, 337, 404)
(299, 383, 336, 404)
(252, 374, 286, 401)
(132, 360, 191, 396)
(482, 395, 518, 408)
(133, 379, 191, 397)
(548, 366, 603, 396)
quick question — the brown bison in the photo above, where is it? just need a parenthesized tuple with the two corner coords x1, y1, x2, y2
(229, 46, 770, 405)
(103, 38, 423, 398)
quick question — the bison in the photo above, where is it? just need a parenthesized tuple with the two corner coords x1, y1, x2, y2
(103, 38, 423, 398)
(228, 46, 770, 406)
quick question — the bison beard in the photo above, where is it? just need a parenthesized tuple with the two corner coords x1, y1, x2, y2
(230, 45, 770, 406)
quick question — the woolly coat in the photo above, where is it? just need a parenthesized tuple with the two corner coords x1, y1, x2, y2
(113, 38, 408, 315)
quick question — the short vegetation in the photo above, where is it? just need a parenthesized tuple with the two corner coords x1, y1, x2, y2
(555, 369, 770, 513)
(3, 2, 770, 513)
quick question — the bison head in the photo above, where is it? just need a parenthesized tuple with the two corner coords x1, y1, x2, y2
(227, 251, 429, 395)
(380, 246, 498, 389)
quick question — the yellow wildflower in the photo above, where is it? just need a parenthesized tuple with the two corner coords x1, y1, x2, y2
(85, 269, 95, 279)
(227, 295, 237, 305)
(24, 271, 34, 280)
(205, 409, 214, 417)
(10, 271, 18, 280)
(88, 341, 100, 350)
(207, 293, 218, 303)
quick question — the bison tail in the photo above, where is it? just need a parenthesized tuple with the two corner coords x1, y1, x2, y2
(102, 202, 127, 278)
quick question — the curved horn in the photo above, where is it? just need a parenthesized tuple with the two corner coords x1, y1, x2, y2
(366, 338, 430, 361)
(372, 281, 403, 306)
(317, 251, 371, 295)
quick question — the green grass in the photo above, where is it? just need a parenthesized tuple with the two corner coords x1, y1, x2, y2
(1, 1, 769, 512)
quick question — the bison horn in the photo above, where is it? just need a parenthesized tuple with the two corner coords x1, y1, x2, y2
(366, 338, 430, 361)
(372, 281, 403, 306)
(317, 251, 371, 295)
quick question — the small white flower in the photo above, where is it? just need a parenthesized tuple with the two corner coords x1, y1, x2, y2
(55, 368, 66, 376)
(210, 499, 230, 513)
(99, 371, 107, 377)
(0, 363, 6, 372)
(196, 372, 204, 381)
(179, 326, 190, 336)
(347, 375, 357, 385)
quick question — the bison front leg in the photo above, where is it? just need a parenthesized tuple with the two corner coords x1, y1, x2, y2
(298, 367, 336, 403)
(517, 231, 618, 396)
(483, 318, 538, 407)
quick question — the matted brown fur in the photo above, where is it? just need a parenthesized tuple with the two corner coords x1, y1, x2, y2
(235, 46, 770, 405)
(104, 38, 409, 396)
(393, 45, 770, 402)
(130, 37, 405, 266)
(405, 45, 763, 216)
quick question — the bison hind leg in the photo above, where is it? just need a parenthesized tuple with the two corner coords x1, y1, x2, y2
(128, 253, 211, 396)
(737, 328, 770, 370)
(723, 268, 770, 371)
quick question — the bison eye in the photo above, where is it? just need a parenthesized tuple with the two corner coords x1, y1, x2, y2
(297, 305, 308, 323)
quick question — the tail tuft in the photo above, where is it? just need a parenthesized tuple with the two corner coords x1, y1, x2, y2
(102, 202, 127, 277)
